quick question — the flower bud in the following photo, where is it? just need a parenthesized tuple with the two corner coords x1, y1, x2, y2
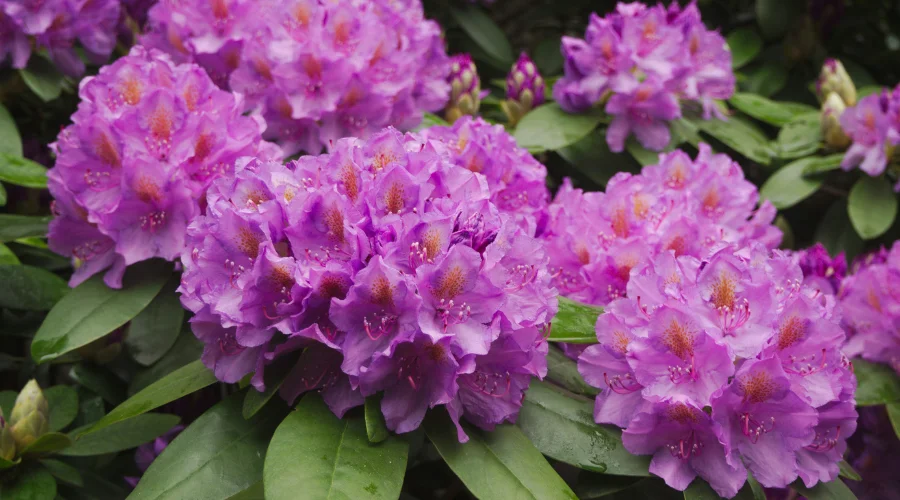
(9, 380, 49, 449)
(0, 411, 16, 461)
(816, 58, 856, 106)
(446, 54, 482, 123)
(821, 92, 851, 150)
(503, 52, 545, 126)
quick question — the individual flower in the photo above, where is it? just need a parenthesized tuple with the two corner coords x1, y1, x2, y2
(840, 89, 896, 177)
(47, 46, 281, 288)
(1, 0, 120, 76)
(577, 244, 856, 496)
(445, 54, 483, 123)
(179, 127, 557, 441)
(124, 425, 184, 488)
(553, 1, 735, 151)
(503, 52, 545, 126)
(418, 116, 550, 235)
(143, 0, 450, 155)
(794, 243, 846, 295)
(840, 241, 900, 374)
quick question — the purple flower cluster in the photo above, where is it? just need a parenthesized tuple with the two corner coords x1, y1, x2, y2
(579, 244, 856, 497)
(840, 86, 900, 182)
(47, 46, 281, 288)
(553, 1, 734, 152)
(0, 0, 120, 76)
(142, 0, 450, 156)
(841, 242, 900, 375)
(418, 116, 550, 235)
(541, 144, 780, 308)
(794, 243, 847, 296)
(178, 127, 557, 439)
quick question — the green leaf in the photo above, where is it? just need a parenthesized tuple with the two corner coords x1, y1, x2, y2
(265, 393, 408, 500)
(885, 402, 900, 445)
(31, 259, 170, 363)
(514, 103, 605, 153)
(518, 380, 650, 476)
(89, 359, 217, 434)
(0, 390, 15, 415)
(0, 154, 48, 188)
(774, 113, 821, 159)
(848, 176, 898, 240)
(62, 413, 180, 456)
(727, 28, 763, 69)
(573, 474, 645, 499)
(793, 478, 857, 500)
(816, 200, 864, 263)
(129, 332, 204, 395)
(683, 479, 720, 500)
(760, 157, 825, 209)
(853, 359, 900, 406)
(364, 395, 389, 444)
(545, 345, 599, 397)
(0, 456, 18, 470)
(0, 264, 68, 310)
(413, 112, 450, 132)
(0, 243, 20, 264)
(0, 182, 6, 206)
(625, 139, 662, 167)
(226, 482, 265, 500)
(0, 465, 57, 499)
(857, 85, 882, 98)
(534, 36, 564, 75)
(69, 363, 126, 405)
(756, 0, 795, 39)
(838, 460, 862, 482)
(775, 215, 795, 250)
(425, 409, 578, 500)
(125, 277, 185, 366)
(557, 131, 640, 187)
(728, 93, 816, 126)
(743, 61, 789, 97)
(0, 214, 50, 243)
(45, 385, 79, 432)
(695, 116, 774, 165)
(550, 297, 602, 343)
(131, 393, 284, 500)
(21, 432, 73, 455)
(19, 56, 64, 102)
(0, 104, 22, 157)
(40, 459, 83, 487)
(746, 473, 766, 500)
(241, 356, 291, 420)
(449, 5, 514, 66)
(803, 154, 845, 176)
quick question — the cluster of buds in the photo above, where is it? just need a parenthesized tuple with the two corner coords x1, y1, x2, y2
(446, 54, 484, 123)
(817, 59, 856, 150)
(502, 53, 546, 126)
(7, 380, 49, 454)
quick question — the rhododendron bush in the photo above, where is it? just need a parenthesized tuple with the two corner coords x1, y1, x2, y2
(2, 1, 900, 499)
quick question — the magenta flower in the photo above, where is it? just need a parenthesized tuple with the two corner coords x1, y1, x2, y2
(143, 0, 451, 155)
(179, 127, 557, 440)
(794, 243, 847, 295)
(605, 78, 681, 152)
(840, 90, 895, 176)
(47, 46, 281, 288)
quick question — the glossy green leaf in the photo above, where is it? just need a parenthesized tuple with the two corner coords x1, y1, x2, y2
(125, 278, 185, 366)
(40, 459, 83, 487)
(0, 465, 56, 499)
(129, 332, 204, 395)
(364, 395, 389, 444)
(265, 393, 408, 500)
(857, 85, 882, 98)
(886, 402, 900, 443)
(573, 474, 645, 499)
(514, 103, 605, 153)
(816, 200, 864, 263)
(727, 28, 762, 69)
(45, 385, 78, 432)
(11, 243, 69, 271)
(545, 345, 599, 397)
(19, 56, 64, 102)
(775, 215, 795, 250)
(683, 479, 720, 500)
(853, 359, 900, 406)
(413, 112, 450, 132)
(62, 413, 180, 456)
(695, 116, 774, 165)
(557, 131, 640, 187)
(426, 409, 578, 499)
(0, 153, 48, 188)
(450, 5, 514, 66)
(625, 139, 663, 166)
(31, 259, 170, 363)
(131, 393, 283, 500)
(0, 456, 18, 470)
(793, 478, 857, 500)
(241, 356, 291, 420)
(226, 482, 265, 500)
(534, 36, 564, 75)
(0, 182, 6, 206)
(746, 473, 766, 500)
(70, 363, 126, 405)
(744, 61, 789, 97)
(21, 432, 73, 455)
(0, 104, 22, 156)
(0, 390, 15, 415)
(803, 154, 845, 176)
(0, 264, 68, 310)
(848, 176, 898, 240)
(550, 297, 602, 343)
(728, 93, 816, 126)
(838, 460, 862, 482)
(760, 157, 825, 209)
(774, 113, 821, 159)
(0, 243, 19, 264)
(0, 214, 50, 243)
(89, 359, 217, 434)
(518, 380, 650, 476)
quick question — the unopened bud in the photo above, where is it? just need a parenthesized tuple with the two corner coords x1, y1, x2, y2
(0, 411, 15, 461)
(446, 54, 482, 123)
(504, 52, 545, 126)
(816, 59, 856, 106)
(10, 380, 49, 449)
(821, 92, 850, 150)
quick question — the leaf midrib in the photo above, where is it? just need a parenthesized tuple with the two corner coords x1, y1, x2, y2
(324, 419, 350, 500)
